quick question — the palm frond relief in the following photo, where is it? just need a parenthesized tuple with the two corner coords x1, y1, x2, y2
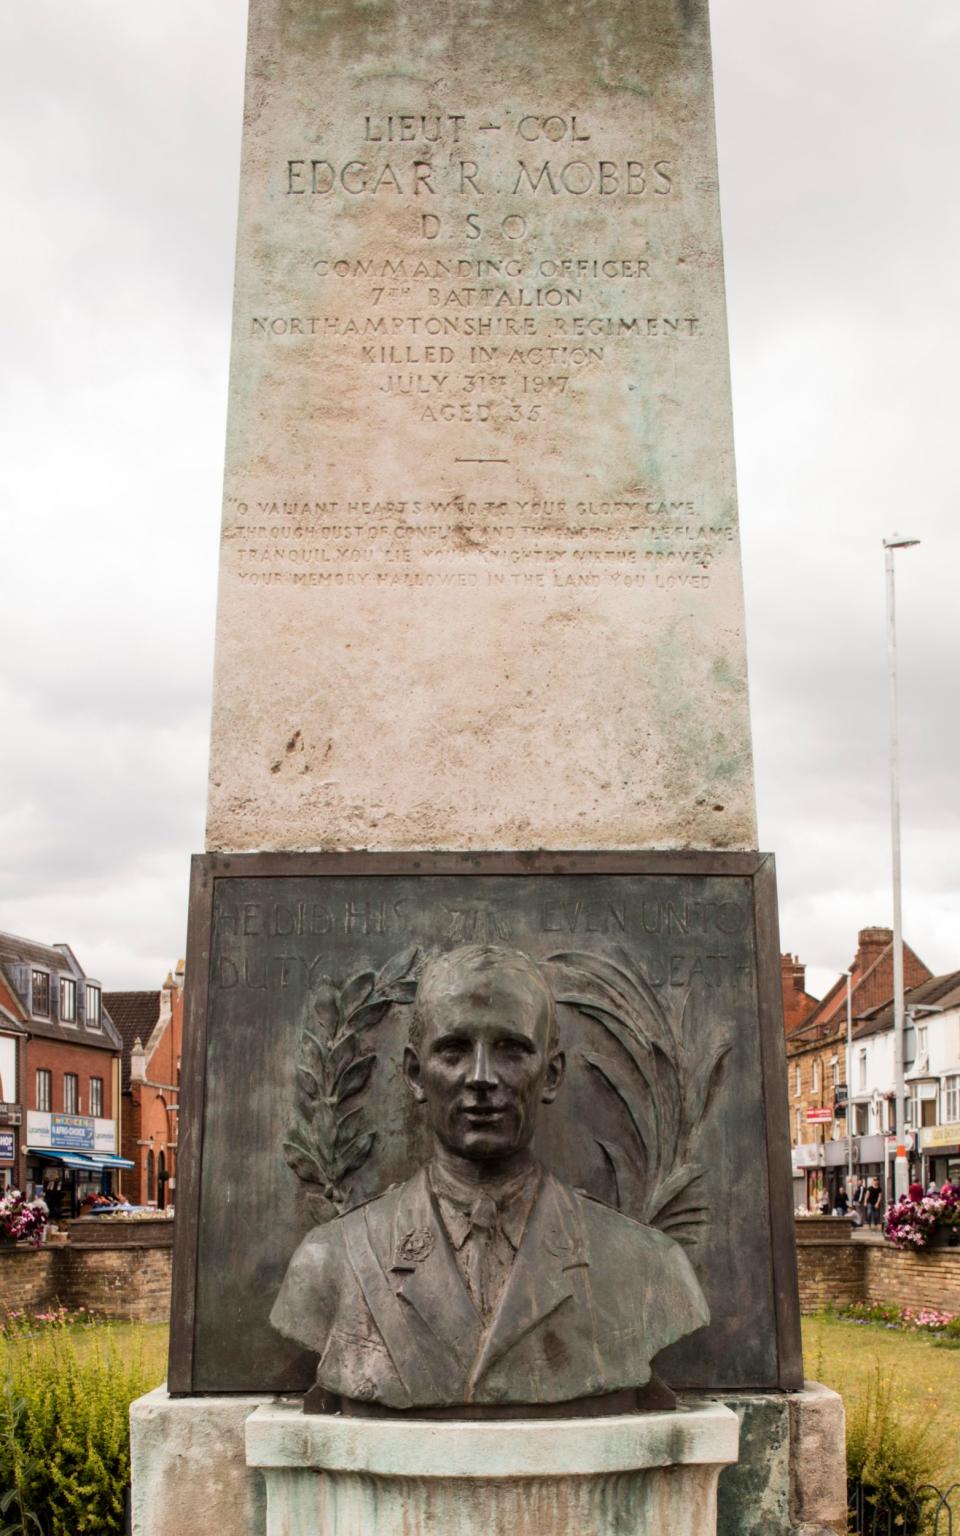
(547, 946, 730, 1245)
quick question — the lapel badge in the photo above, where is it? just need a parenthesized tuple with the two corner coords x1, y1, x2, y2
(397, 1227, 435, 1265)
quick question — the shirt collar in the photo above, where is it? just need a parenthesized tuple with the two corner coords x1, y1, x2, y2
(429, 1162, 541, 1251)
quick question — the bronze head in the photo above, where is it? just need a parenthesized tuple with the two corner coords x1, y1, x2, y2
(404, 946, 565, 1167)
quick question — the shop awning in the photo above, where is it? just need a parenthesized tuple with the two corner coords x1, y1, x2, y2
(26, 1149, 135, 1171)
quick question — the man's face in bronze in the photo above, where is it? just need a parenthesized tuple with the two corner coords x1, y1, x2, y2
(404, 958, 564, 1164)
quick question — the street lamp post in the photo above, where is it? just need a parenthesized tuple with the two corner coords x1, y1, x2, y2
(844, 970, 853, 1190)
(884, 534, 919, 1201)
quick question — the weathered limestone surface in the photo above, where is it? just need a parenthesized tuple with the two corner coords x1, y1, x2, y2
(206, 0, 757, 854)
(129, 1384, 845, 1536)
(130, 1388, 269, 1536)
(245, 1399, 740, 1536)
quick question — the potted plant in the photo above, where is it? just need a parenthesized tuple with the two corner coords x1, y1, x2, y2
(883, 1188, 960, 1251)
(0, 1188, 49, 1247)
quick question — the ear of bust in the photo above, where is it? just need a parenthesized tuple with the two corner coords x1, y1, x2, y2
(542, 1049, 565, 1103)
(403, 1044, 427, 1102)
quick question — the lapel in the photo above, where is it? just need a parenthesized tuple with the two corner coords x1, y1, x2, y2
(387, 1167, 484, 1376)
(468, 1173, 586, 1394)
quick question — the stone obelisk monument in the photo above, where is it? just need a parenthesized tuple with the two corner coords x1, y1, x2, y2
(205, 0, 755, 856)
(130, 1, 847, 1532)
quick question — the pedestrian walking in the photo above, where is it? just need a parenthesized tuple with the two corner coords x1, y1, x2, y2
(864, 1176, 883, 1228)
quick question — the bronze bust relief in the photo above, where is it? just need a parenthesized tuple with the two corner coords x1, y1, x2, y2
(271, 945, 709, 1413)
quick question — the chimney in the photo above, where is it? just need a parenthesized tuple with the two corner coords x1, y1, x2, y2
(130, 1037, 148, 1083)
(781, 954, 813, 1034)
(781, 954, 806, 995)
(855, 927, 891, 976)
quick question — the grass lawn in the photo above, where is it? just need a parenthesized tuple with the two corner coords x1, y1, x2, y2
(0, 1318, 169, 1384)
(803, 1313, 960, 1487)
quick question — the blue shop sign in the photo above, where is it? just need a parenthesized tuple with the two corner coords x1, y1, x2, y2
(0, 1131, 14, 1163)
(50, 1115, 95, 1151)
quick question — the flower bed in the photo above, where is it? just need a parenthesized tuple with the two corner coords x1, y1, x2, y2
(884, 1188, 960, 1251)
(835, 1300, 960, 1341)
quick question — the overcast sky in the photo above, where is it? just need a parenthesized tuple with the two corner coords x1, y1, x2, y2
(0, 0, 957, 995)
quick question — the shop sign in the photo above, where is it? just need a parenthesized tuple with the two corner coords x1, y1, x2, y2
(824, 1138, 860, 1167)
(51, 1115, 95, 1150)
(920, 1122, 960, 1152)
(0, 1131, 15, 1164)
(26, 1112, 117, 1154)
(884, 1132, 917, 1152)
(0, 1103, 21, 1126)
(806, 1107, 833, 1124)
(792, 1143, 825, 1169)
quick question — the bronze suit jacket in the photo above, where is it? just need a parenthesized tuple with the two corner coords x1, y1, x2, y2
(271, 1166, 709, 1409)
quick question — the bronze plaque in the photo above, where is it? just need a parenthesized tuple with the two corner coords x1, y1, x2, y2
(169, 852, 800, 1395)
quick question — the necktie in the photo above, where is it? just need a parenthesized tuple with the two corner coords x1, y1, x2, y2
(468, 1192, 505, 1321)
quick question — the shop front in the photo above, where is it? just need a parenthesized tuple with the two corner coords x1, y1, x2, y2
(26, 1110, 132, 1217)
(920, 1122, 960, 1189)
(0, 1102, 21, 1191)
(822, 1138, 861, 1207)
(792, 1141, 825, 1209)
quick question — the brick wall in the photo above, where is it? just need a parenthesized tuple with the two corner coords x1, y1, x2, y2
(0, 1247, 56, 1311)
(795, 1219, 960, 1313)
(864, 1239, 960, 1313)
(54, 1243, 172, 1322)
(0, 1239, 171, 1323)
(795, 1219, 866, 1311)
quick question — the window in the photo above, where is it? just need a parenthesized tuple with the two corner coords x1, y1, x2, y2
(794, 1065, 801, 1098)
(811, 1060, 820, 1093)
(85, 985, 101, 1030)
(36, 1069, 52, 1113)
(89, 1077, 103, 1118)
(854, 1102, 869, 1136)
(795, 1108, 802, 1143)
(146, 1149, 155, 1204)
(916, 1024, 928, 1064)
(59, 977, 77, 1023)
(905, 1088, 918, 1128)
(832, 1057, 839, 1087)
(946, 1075, 960, 1124)
(31, 971, 50, 1017)
(858, 1049, 867, 1092)
(63, 1073, 79, 1114)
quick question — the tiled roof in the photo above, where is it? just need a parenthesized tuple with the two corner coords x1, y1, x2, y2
(104, 992, 160, 1092)
(0, 932, 74, 973)
(0, 929, 121, 1053)
(852, 970, 960, 1039)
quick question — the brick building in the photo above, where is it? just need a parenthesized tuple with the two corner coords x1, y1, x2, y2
(781, 955, 819, 1035)
(784, 926, 932, 1208)
(0, 930, 128, 1213)
(106, 962, 183, 1210)
(0, 972, 27, 1191)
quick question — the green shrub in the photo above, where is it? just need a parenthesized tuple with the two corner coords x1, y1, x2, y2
(0, 1318, 163, 1535)
(846, 1363, 944, 1533)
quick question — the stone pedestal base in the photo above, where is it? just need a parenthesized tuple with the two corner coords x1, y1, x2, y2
(130, 1383, 846, 1536)
(244, 1401, 739, 1536)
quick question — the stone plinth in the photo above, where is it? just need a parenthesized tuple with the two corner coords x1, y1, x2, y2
(130, 1390, 270, 1536)
(131, 1385, 845, 1536)
(245, 1401, 739, 1536)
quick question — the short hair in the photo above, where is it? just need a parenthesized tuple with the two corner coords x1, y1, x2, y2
(409, 945, 559, 1053)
